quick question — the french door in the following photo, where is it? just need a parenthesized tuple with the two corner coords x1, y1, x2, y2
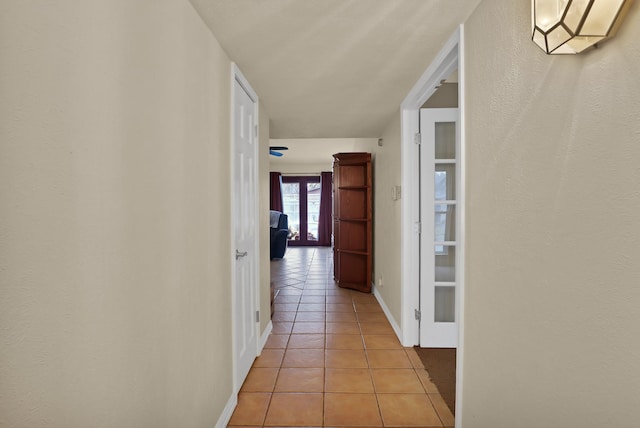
(419, 108, 459, 348)
(281, 176, 321, 246)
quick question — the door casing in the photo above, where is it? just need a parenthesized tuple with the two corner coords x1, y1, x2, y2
(399, 25, 466, 427)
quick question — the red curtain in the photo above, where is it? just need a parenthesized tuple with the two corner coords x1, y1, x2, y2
(270, 172, 283, 212)
(317, 171, 333, 246)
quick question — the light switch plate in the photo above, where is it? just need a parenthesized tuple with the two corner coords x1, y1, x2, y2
(391, 185, 402, 200)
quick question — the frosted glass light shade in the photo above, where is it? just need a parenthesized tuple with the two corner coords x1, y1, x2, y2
(532, 0, 631, 54)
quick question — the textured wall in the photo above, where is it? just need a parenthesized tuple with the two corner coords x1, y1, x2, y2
(0, 1, 237, 426)
(463, 1, 640, 426)
(373, 113, 403, 326)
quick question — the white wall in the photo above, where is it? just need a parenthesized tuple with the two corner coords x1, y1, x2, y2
(462, 1, 640, 426)
(0, 1, 261, 426)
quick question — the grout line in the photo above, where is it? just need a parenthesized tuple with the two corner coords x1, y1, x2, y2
(271, 247, 426, 427)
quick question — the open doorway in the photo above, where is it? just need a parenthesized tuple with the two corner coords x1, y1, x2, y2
(400, 25, 466, 427)
(415, 71, 459, 417)
(269, 139, 379, 251)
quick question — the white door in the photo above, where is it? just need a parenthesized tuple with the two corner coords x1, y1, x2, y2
(419, 108, 459, 348)
(232, 70, 259, 390)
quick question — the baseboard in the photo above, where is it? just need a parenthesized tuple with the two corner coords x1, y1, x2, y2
(259, 320, 273, 354)
(372, 286, 403, 342)
(215, 392, 238, 428)
(216, 321, 272, 428)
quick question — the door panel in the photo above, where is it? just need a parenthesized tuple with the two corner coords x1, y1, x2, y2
(420, 108, 459, 348)
(282, 176, 321, 245)
(281, 181, 300, 239)
(306, 182, 320, 241)
(233, 77, 258, 388)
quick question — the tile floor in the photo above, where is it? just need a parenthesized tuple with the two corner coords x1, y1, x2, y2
(228, 247, 454, 428)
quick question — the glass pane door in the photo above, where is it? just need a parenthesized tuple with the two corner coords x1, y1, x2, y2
(307, 182, 321, 241)
(282, 176, 321, 246)
(282, 182, 300, 240)
(420, 108, 459, 348)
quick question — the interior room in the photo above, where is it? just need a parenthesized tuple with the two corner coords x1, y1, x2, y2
(2, 1, 639, 428)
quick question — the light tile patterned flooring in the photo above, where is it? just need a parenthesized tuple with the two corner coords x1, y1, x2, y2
(228, 247, 454, 427)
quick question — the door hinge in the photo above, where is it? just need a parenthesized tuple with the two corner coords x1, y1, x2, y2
(255, 310, 260, 323)
(414, 222, 421, 235)
(254, 124, 258, 138)
(414, 132, 421, 145)
(415, 309, 421, 321)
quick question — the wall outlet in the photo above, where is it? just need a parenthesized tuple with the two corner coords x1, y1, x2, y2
(391, 185, 401, 200)
(377, 274, 384, 288)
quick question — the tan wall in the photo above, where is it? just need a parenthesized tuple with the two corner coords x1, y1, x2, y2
(372, 114, 403, 325)
(269, 138, 379, 173)
(462, 1, 640, 426)
(0, 1, 244, 426)
(422, 82, 459, 108)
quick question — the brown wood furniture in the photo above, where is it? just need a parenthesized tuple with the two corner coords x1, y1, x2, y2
(332, 152, 372, 293)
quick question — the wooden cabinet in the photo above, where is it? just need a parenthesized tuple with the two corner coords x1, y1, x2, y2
(332, 152, 372, 293)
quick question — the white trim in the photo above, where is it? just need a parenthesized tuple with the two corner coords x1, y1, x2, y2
(214, 393, 238, 428)
(253, 102, 262, 360)
(401, 32, 460, 110)
(399, 25, 466, 428)
(400, 28, 461, 347)
(232, 63, 259, 103)
(455, 24, 466, 428)
(259, 321, 273, 354)
(373, 286, 402, 341)
(230, 63, 261, 395)
(229, 63, 238, 396)
(400, 109, 420, 346)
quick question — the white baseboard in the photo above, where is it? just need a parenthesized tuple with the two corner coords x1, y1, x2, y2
(259, 321, 273, 354)
(372, 286, 403, 343)
(217, 321, 272, 428)
(215, 392, 238, 428)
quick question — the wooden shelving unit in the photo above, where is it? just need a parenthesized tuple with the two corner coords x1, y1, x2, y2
(332, 152, 372, 293)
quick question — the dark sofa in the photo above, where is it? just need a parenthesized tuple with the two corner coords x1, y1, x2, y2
(270, 211, 288, 259)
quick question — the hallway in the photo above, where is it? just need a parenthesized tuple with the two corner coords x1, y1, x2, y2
(228, 247, 454, 427)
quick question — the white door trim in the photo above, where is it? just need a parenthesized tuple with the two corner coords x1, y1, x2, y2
(400, 25, 466, 428)
(230, 63, 261, 394)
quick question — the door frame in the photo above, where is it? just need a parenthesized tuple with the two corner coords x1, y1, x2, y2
(230, 63, 261, 394)
(399, 25, 466, 426)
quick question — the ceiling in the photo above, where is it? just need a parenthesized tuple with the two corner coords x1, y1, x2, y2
(189, 0, 481, 139)
(269, 138, 378, 167)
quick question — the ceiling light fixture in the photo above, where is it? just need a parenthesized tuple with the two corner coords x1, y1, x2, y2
(532, 0, 632, 54)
